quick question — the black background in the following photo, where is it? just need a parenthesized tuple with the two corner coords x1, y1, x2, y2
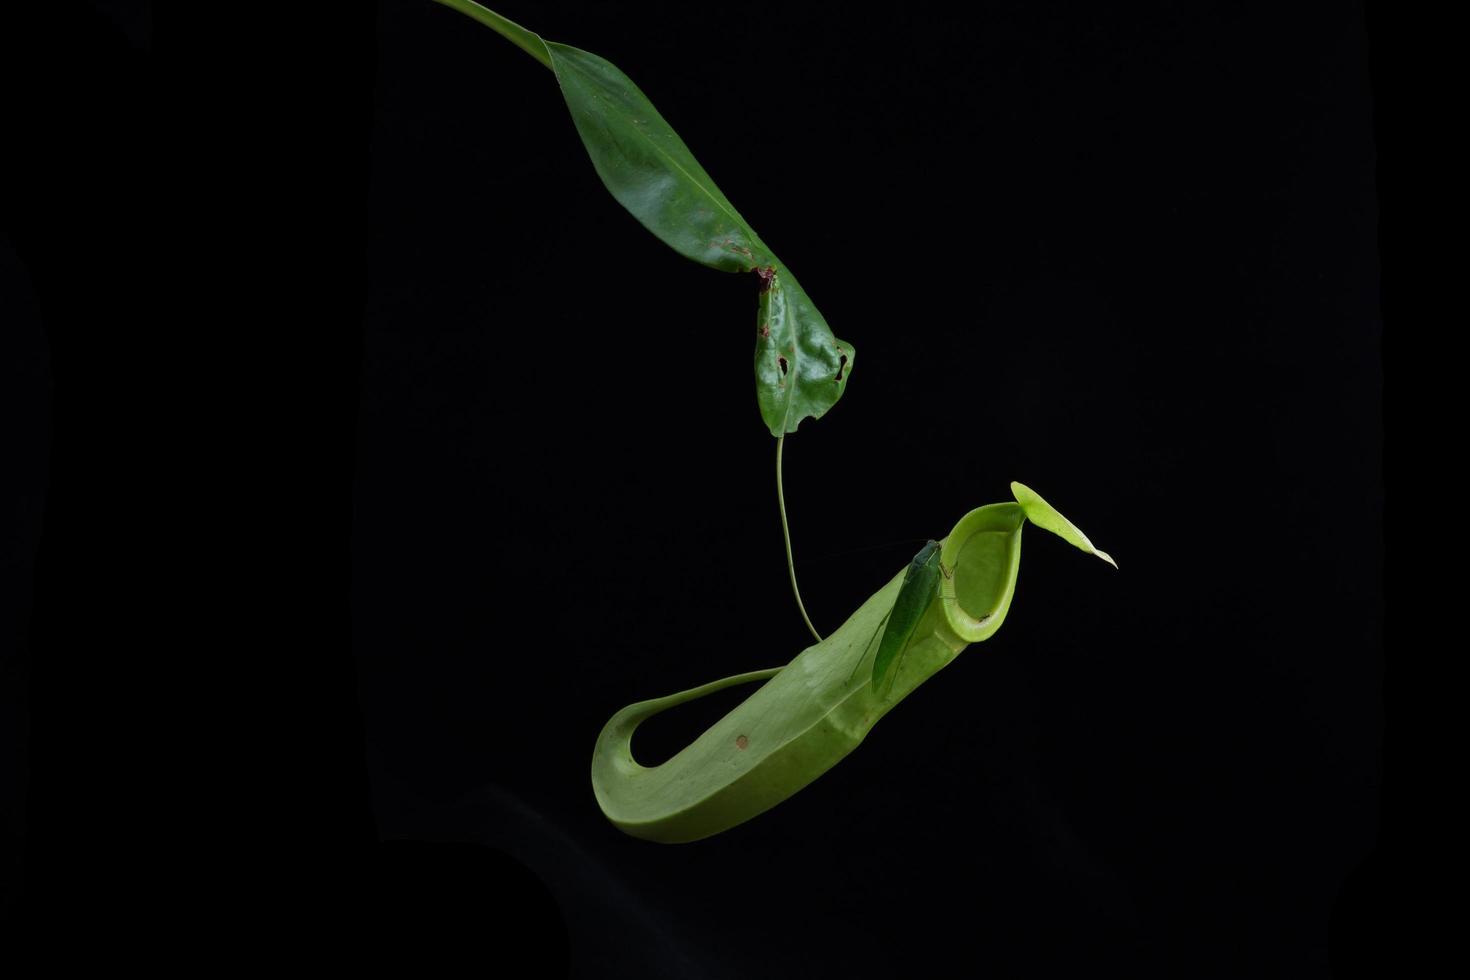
(2, 1, 1382, 976)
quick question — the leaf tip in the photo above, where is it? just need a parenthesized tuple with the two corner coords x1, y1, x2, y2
(1011, 480, 1115, 567)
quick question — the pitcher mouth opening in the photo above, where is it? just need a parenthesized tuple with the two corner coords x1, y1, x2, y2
(939, 502, 1026, 644)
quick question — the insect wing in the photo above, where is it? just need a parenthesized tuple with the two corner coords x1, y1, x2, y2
(871, 541, 941, 697)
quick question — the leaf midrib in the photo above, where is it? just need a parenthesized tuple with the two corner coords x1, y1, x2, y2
(549, 44, 767, 267)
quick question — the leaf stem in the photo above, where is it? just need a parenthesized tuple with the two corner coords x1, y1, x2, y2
(777, 435, 823, 643)
(429, 0, 553, 70)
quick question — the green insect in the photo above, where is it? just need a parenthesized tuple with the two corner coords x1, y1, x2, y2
(851, 539, 954, 698)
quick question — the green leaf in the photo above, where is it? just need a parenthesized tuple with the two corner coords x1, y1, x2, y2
(751, 268, 851, 436)
(544, 41, 766, 274)
(431, 0, 854, 436)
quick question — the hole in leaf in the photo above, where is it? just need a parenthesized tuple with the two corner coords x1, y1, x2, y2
(835, 354, 848, 382)
(778, 357, 788, 376)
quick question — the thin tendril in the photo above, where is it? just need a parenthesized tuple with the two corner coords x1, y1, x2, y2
(777, 435, 823, 643)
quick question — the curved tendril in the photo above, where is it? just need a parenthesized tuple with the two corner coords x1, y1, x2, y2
(777, 435, 823, 643)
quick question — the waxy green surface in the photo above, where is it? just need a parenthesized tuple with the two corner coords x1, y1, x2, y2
(591, 484, 1115, 843)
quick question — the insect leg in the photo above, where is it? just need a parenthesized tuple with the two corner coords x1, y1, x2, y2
(846, 606, 892, 687)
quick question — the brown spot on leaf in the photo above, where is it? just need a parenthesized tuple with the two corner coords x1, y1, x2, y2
(755, 266, 776, 293)
(735, 735, 749, 750)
